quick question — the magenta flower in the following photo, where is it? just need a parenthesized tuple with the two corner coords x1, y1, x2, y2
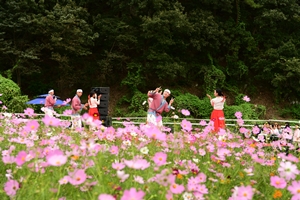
(25, 120, 40, 132)
(199, 120, 207, 126)
(124, 158, 150, 170)
(243, 95, 251, 102)
(62, 98, 71, 105)
(252, 126, 260, 134)
(270, 176, 287, 189)
(236, 185, 254, 199)
(24, 108, 35, 117)
(112, 162, 125, 170)
(110, 146, 119, 155)
(153, 152, 167, 166)
(15, 151, 27, 166)
(117, 170, 130, 182)
(144, 126, 166, 141)
(4, 180, 19, 196)
(120, 188, 145, 200)
(235, 111, 242, 119)
(68, 169, 87, 185)
(181, 119, 192, 132)
(170, 183, 185, 194)
(42, 115, 60, 126)
(288, 180, 300, 197)
(2, 156, 15, 164)
(239, 127, 248, 134)
(47, 154, 68, 166)
(181, 109, 190, 116)
(63, 109, 73, 115)
(98, 194, 115, 200)
(237, 118, 244, 126)
(278, 161, 299, 181)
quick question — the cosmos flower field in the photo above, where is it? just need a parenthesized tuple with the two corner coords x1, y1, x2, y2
(0, 107, 300, 200)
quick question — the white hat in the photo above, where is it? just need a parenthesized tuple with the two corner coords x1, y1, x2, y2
(164, 89, 171, 94)
(77, 89, 83, 93)
(48, 89, 54, 94)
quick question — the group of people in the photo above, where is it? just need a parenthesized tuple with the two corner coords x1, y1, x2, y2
(43, 89, 102, 129)
(252, 122, 300, 144)
(145, 86, 226, 133)
(43, 86, 226, 131)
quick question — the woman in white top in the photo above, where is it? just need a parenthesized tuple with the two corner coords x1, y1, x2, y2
(88, 91, 101, 121)
(207, 89, 226, 132)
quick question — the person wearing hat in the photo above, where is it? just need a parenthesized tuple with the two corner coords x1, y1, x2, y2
(71, 89, 88, 129)
(44, 89, 57, 116)
(147, 87, 174, 128)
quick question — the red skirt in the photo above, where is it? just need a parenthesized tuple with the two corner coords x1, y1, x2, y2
(210, 110, 225, 132)
(88, 107, 100, 121)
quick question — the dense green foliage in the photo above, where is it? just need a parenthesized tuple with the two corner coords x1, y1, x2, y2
(0, 0, 300, 106)
(0, 75, 29, 112)
(115, 91, 266, 120)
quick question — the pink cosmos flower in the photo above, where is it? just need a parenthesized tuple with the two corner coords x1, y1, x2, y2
(239, 127, 248, 134)
(197, 184, 209, 194)
(235, 111, 242, 119)
(47, 154, 68, 166)
(170, 183, 185, 194)
(181, 109, 190, 116)
(181, 119, 192, 132)
(144, 126, 166, 141)
(112, 162, 125, 170)
(25, 120, 39, 132)
(134, 175, 145, 184)
(59, 176, 69, 185)
(42, 115, 60, 127)
(4, 180, 19, 196)
(243, 96, 251, 102)
(120, 188, 145, 200)
(270, 176, 287, 189)
(124, 158, 150, 170)
(288, 180, 300, 197)
(199, 120, 207, 126)
(237, 118, 244, 126)
(236, 185, 254, 199)
(258, 134, 265, 142)
(252, 126, 260, 134)
(98, 194, 115, 200)
(153, 152, 167, 166)
(15, 151, 27, 166)
(62, 98, 71, 105)
(278, 161, 299, 181)
(24, 108, 35, 117)
(117, 170, 130, 182)
(68, 169, 87, 185)
(63, 109, 73, 115)
(2, 156, 15, 164)
(110, 146, 119, 155)
(198, 149, 206, 156)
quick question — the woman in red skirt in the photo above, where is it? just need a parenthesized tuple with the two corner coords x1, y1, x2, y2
(207, 89, 226, 132)
(88, 91, 101, 121)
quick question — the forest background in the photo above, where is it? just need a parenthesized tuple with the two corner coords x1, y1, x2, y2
(0, 0, 300, 120)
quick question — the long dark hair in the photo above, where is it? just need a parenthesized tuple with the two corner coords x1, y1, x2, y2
(215, 88, 224, 96)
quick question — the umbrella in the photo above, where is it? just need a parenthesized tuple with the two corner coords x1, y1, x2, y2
(26, 97, 69, 106)
(36, 94, 61, 98)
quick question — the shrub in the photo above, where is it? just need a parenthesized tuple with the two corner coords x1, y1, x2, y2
(0, 75, 30, 113)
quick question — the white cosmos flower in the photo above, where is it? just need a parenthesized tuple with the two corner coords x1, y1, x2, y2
(140, 147, 149, 155)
